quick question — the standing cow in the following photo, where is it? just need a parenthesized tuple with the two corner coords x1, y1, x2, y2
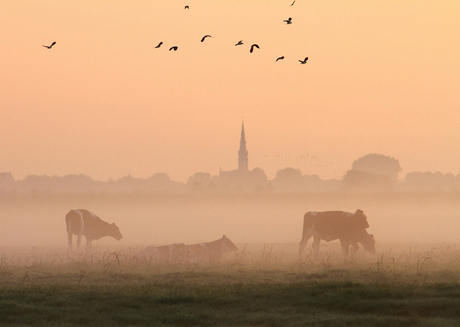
(65, 209, 123, 253)
(299, 210, 375, 258)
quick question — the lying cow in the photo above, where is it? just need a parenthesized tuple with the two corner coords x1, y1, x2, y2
(186, 235, 238, 263)
(136, 243, 187, 263)
(65, 209, 123, 252)
(299, 210, 375, 258)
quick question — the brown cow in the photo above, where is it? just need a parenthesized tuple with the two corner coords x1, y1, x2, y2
(65, 209, 122, 252)
(299, 210, 375, 257)
(186, 235, 238, 263)
(136, 243, 187, 263)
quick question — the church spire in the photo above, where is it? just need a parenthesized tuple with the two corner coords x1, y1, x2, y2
(238, 121, 248, 172)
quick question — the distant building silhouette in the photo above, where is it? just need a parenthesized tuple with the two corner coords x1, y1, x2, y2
(207, 121, 270, 192)
(218, 121, 251, 184)
(238, 121, 248, 172)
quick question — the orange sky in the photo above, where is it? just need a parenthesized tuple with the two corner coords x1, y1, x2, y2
(1, 0, 459, 182)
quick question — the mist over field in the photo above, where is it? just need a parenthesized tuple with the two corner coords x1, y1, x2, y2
(1, 192, 458, 249)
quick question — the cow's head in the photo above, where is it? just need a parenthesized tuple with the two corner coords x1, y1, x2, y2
(221, 235, 238, 253)
(111, 223, 123, 241)
(361, 233, 376, 254)
(354, 209, 370, 229)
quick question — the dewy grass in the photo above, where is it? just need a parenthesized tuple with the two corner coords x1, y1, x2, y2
(0, 244, 459, 326)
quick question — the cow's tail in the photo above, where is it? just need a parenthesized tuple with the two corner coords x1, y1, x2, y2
(299, 212, 316, 258)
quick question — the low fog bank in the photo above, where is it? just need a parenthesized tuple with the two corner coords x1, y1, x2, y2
(1, 242, 458, 267)
(0, 192, 458, 248)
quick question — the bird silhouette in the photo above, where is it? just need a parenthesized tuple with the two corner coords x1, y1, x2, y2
(290, 0, 296, 6)
(250, 44, 259, 53)
(235, 40, 243, 46)
(284, 17, 292, 24)
(184, 5, 189, 9)
(299, 57, 308, 64)
(276, 56, 284, 62)
(155, 42, 163, 48)
(42, 41, 56, 49)
(200, 35, 212, 42)
(169, 46, 178, 51)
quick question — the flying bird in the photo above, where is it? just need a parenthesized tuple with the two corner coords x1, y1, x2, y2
(155, 42, 163, 48)
(290, 0, 296, 6)
(169, 46, 178, 51)
(284, 17, 292, 24)
(250, 44, 259, 53)
(200, 35, 212, 42)
(299, 57, 308, 64)
(276, 56, 284, 62)
(184, 5, 189, 9)
(235, 40, 243, 46)
(42, 41, 56, 49)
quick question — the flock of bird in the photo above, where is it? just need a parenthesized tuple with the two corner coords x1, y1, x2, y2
(42, 1, 308, 65)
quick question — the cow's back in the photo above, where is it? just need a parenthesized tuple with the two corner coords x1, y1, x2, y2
(66, 209, 101, 237)
(312, 211, 355, 242)
(79, 209, 100, 227)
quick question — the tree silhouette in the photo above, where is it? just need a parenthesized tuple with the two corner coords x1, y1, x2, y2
(343, 169, 392, 192)
(351, 153, 402, 181)
(273, 167, 304, 191)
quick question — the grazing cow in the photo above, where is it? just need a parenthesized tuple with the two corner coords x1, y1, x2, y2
(136, 243, 187, 263)
(299, 210, 375, 257)
(186, 235, 238, 263)
(65, 209, 123, 252)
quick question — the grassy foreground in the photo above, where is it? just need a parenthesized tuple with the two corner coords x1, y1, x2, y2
(0, 244, 459, 326)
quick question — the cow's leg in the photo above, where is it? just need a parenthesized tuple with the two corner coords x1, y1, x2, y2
(67, 232, 73, 252)
(312, 235, 321, 255)
(86, 238, 92, 253)
(299, 229, 314, 258)
(77, 216, 84, 252)
(350, 242, 359, 256)
(341, 241, 351, 258)
(76, 234, 82, 252)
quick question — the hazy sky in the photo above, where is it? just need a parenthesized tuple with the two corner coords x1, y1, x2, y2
(1, 0, 459, 182)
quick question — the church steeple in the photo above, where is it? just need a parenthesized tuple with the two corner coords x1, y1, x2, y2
(238, 121, 248, 172)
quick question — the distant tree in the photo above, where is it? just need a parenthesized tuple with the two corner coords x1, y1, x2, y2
(145, 172, 187, 193)
(352, 153, 402, 181)
(247, 167, 268, 185)
(343, 169, 392, 192)
(272, 167, 304, 191)
(187, 172, 211, 187)
(116, 174, 146, 192)
(148, 172, 171, 183)
(274, 167, 302, 181)
(246, 167, 270, 193)
(15, 174, 99, 193)
(302, 174, 328, 192)
(16, 174, 53, 192)
(404, 171, 457, 192)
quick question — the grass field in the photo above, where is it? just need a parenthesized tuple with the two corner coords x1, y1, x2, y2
(1, 243, 459, 326)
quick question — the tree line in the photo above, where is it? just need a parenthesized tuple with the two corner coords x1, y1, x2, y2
(0, 154, 459, 194)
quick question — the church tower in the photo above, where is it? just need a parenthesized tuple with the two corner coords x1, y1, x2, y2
(238, 121, 248, 172)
